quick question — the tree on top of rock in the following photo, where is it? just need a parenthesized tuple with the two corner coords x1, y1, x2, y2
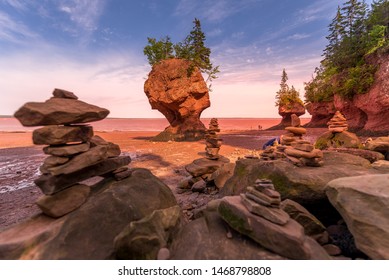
(275, 69, 303, 107)
(143, 18, 219, 89)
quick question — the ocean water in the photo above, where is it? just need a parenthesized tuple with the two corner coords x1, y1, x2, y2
(0, 117, 310, 132)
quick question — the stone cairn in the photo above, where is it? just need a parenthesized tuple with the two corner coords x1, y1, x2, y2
(327, 111, 348, 133)
(180, 118, 230, 193)
(205, 118, 222, 160)
(261, 114, 324, 167)
(282, 114, 323, 167)
(240, 179, 289, 225)
(14, 88, 131, 218)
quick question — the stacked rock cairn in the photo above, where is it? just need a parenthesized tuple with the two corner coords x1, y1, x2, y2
(205, 118, 222, 159)
(14, 89, 131, 218)
(181, 118, 230, 193)
(260, 114, 323, 167)
(281, 114, 324, 167)
(327, 111, 348, 133)
(240, 179, 289, 225)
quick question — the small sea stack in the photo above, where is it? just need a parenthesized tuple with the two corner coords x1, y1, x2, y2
(14, 88, 131, 218)
(315, 111, 361, 150)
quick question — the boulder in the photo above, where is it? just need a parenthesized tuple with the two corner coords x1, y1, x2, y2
(169, 203, 286, 260)
(114, 205, 181, 260)
(365, 136, 389, 154)
(315, 131, 361, 150)
(210, 162, 236, 189)
(218, 196, 330, 259)
(326, 174, 389, 259)
(32, 125, 93, 145)
(14, 98, 109, 126)
(35, 156, 131, 195)
(222, 151, 384, 204)
(144, 58, 210, 141)
(328, 148, 384, 163)
(185, 157, 229, 177)
(0, 168, 177, 259)
(280, 199, 326, 236)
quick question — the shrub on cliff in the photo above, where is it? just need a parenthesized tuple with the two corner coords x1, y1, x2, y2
(305, 0, 389, 103)
(143, 18, 219, 89)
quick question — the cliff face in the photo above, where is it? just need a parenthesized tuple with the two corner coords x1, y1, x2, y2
(305, 52, 389, 134)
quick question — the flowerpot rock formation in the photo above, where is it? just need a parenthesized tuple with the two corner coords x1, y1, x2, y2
(144, 58, 210, 141)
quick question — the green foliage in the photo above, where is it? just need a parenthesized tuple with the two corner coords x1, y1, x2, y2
(305, 0, 388, 103)
(143, 36, 174, 66)
(143, 18, 219, 89)
(275, 69, 304, 107)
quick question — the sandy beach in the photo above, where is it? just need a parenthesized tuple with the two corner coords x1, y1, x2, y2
(0, 127, 329, 230)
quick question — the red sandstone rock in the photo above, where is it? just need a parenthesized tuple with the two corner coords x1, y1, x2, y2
(271, 102, 305, 129)
(305, 53, 389, 133)
(144, 58, 210, 141)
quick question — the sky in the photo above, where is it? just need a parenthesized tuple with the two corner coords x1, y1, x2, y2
(0, 0, 374, 118)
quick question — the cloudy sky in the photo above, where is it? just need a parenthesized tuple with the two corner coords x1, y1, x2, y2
(0, 0, 374, 118)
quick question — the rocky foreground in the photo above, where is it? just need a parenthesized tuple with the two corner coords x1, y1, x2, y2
(1, 91, 389, 260)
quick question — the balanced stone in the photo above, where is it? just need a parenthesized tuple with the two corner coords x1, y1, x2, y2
(46, 145, 108, 176)
(52, 88, 78, 100)
(285, 148, 323, 159)
(36, 184, 90, 218)
(291, 142, 314, 152)
(32, 125, 93, 145)
(14, 97, 110, 126)
(43, 155, 70, 167)
(246, 187, 280, 207)
(43, 142, 90, 157)
(285, 126, 307, 135)
(291, 114, 301, 127)
(34, 156, 131, 195)
(241, 194, 289, 225)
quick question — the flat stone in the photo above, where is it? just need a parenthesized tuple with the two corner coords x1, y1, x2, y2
(90, 135, 108, 146)
(36, 184, 90, 218)
(14, 97, 110, 126)
(291, 142, 314, 152)
(43, 142, 90, 157)
(329, 127, 347, 133)
(218, 196, 330, 260)
(285, 147, 323, 159)
(47, 145, 108, 176)
(40, 156, 70, 174)
(33, 125, 93, 145)
(114, 169, 133, 181)
(34, 156, 131, 195)
(285, 126, 307, 135)
(43, 156, 70, 167)
(206, 138, 223, 147)
(89, 135, 121, 157)
(52, 88, 78, 100)
(247, 187, 281, 206)
(241, 194, 288, 224)
(113, 166, 129, 174)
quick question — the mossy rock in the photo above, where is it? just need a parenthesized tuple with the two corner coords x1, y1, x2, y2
(315, 131, 361, 150)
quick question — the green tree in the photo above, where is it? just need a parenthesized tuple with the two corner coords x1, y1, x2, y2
(275, 69, 303, 107)
(143, 18, 219, 89)
(143, 36, 174, 66)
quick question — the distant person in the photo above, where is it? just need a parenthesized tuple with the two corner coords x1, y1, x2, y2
(262, 137, 280, 150)
(258, 124, 262, 130)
